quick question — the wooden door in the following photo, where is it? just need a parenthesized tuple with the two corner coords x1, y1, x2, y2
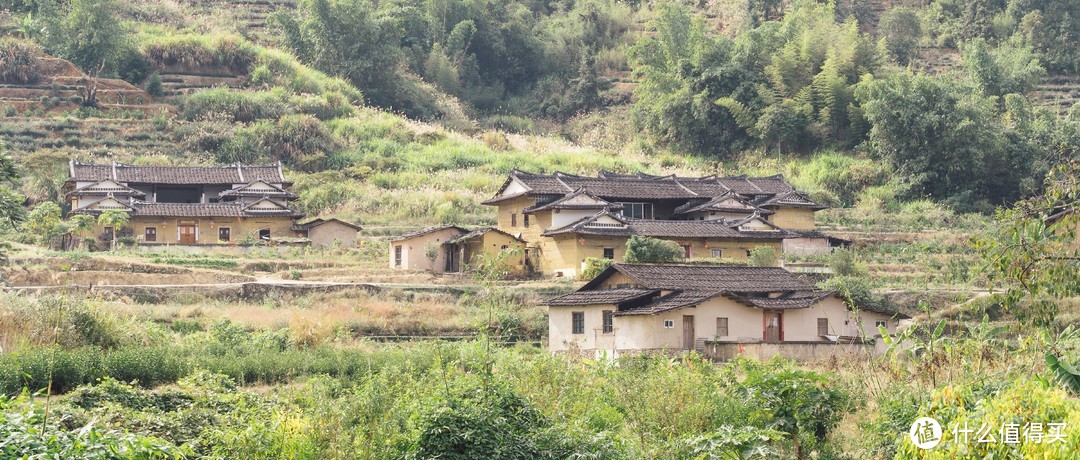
(682, 315, 695, 350)
(179, 224, 197, 244)
(763, 310, 783, 343)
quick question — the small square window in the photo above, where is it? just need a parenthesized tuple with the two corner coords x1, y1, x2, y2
(144, 227, 157, 242)
(874, 320, 887, 329)
(572, 312, 585, 334)
(219, 227, 231, 242)
(711, 248, 722, 258)
(602, 310, 613, 334)
(603, 247, 615, 259)
(716, 317, 728, 336)
(664, 319, 674, 328)
(259, 228, 270, 240)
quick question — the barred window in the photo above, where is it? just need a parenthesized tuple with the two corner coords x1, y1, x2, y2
(572, 312, 585, 334)
(817, 318, 829, 336)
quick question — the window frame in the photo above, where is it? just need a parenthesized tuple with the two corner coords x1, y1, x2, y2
(218, 227, 231, 242)
(572, 312, 585, 334)
(716, 317, 728, 336)
(602, 310, 614, 334)
(874, 320, 888, 329)
(258, 228, 271, 240)
(394, 245, 403, 267)
(817, 318, 829, 336)
(663, 319, 674, 328)
(511, 213, 518, 227)
(523, 213, 529, 228)
(144, 226, 157, 242)
(617, 202, 654, 219)
(711, 248, 722, 258)
(602, 247, 615, 259)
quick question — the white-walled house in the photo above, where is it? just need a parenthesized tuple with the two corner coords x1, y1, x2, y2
(544, 263, 906, 357)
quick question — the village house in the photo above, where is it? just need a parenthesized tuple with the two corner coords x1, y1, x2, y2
(62, 161, 356, 246)
(291, 218, 362, 248)
(389, 226, 527, 274)
(544, 263, 905, 359)
(482, 170, 834, 276)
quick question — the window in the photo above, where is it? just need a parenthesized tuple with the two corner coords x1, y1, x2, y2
(218, 227, 230, 242)
(511, 213, 518, 227)
(572, 312, 585, 334)
(817, 318, 829, 336)
(602, 310, 613, 334)
(716, 317, 728, 336)
(523, 213, 529, 228)
(258, 228, 271, 240)
(874, 320, 887, 329)
(745, 250, 752, 257)
(679, 244, 691, 258)
(711, 248, 722, 258)
(394, 245, 403, 267)
(144, 227, 156, 242)
(617, 202, 654, 219)
(603, 247, 615, 259)
(616, 283, 631, 289)
(663, 319, 675, 328)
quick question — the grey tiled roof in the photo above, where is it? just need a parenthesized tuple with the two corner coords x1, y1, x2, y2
(491, 170, 803, 201)
(614, 290, 718, 316)
(541, 212, 793, 240)
(522, 188, 621, 212)
(65, 180, 146, 198)
(127, 201, 303, 218)
(587, 263, 814, 292)
(70, 161, 287, 185)
(292, 218, 362, 231)
(218, 182, 297, 199)
(446, 227, 523, 245)
(390, 226, 467, 242)
(546, 289, 658, 306)
(753, 190, 828, 210)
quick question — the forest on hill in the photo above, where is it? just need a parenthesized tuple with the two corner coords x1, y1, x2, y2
(0, 0, 1076, 226)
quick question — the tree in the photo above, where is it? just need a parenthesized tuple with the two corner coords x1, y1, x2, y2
(271, 0, 404, 111)
(962, 37, 1046, 97)
(878, 7, 922, 65)
(97, 209, 129, 251)
(975, 161, 1079, 328)
(22, 201, 64, 248)
(855, 72, 1025, 210)
(39, 0, 129, 106)
(624, 236, 684, 263)
(0, 151, 26, 230)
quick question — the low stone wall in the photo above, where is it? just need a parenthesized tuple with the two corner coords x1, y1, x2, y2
(703, 340, 884, 362)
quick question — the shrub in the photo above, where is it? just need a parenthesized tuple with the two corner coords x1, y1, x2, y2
(145, 73, 163, 96)
(747, 246, 778, 267)
(580, 257, 613, 280)
(180, 88, 289, 122)
(0, 38, 44, 84)
(827, 248, 863, 276)
(624, 236, 683, 263)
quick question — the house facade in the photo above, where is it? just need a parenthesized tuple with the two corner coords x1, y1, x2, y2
(545, 263, 904, 356)
(292, 218, 362, 248)
(483, 170, 832, 276)
(63, 161, 304, 245)
(388, 226, 527, 274)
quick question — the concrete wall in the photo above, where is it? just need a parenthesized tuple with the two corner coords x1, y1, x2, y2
(548, 304, 616, 352)
(703, 341, 882, 362)
(308, 221, 359, 248)
(783, 237, 831, 256)
(768, 207, 816, 230)
(463, 231, 527, 273)
(547, 294, 900, 354)
(105, 216, 294, 245)
(389, 228, 463, 272)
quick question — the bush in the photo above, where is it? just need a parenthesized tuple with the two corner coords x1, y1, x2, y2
(827, 249, 863, 276)
(580, 257, 613, 280)
(0, 38, 44, 84)
(144, 73, 163, 96)
(747, 246, 778, 267)
(624, 236, 683, 263)
(180, 88, 289, 122)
